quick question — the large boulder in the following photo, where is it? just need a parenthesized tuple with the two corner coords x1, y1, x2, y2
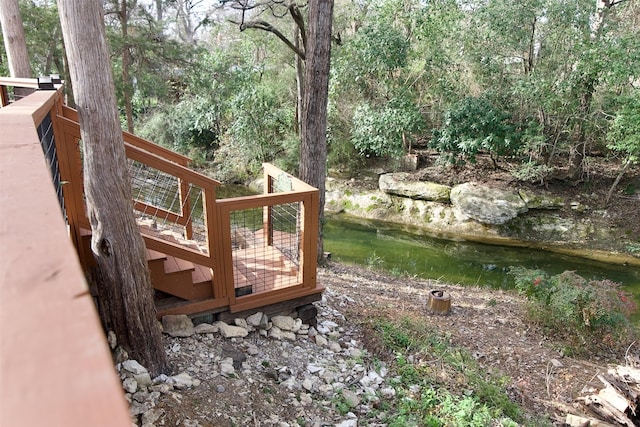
(450, 183, 528, 225)
(379, 173, 451, 202)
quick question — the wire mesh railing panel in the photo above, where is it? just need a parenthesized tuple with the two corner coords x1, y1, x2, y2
(128, 159, 207, 251)
(37, 112, 66, 220)
(231, 202, 302, 297)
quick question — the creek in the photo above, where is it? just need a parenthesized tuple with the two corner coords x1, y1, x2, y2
(324, 214, 640, 313)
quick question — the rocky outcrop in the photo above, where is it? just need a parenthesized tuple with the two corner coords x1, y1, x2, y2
(450, 183, 528, 225)
(325, 176, 639, 264)
(379, 173, 451, 202)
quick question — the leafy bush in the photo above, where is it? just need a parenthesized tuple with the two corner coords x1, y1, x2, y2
(430, 96, 521, 165)
(510, 161, 554, 184)
(510, 267, 638, 351)
(607, 93, 640, 165)
(138, 95, 221, 158)
(351, 95, 426, 158)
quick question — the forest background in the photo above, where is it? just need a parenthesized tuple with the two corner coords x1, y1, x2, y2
(2, 0, 639, 198)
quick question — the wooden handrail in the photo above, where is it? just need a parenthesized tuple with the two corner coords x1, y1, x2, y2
(0, 80, 131, 427)
(61, 105, 193, 167)
(0, 76, 39, 88)
(263, 162, 317, 192)
(124, 142, 220, 189)
(216, 190, 316, 210)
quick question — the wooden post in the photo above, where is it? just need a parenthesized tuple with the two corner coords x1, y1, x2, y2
(179, 178, 193, 240)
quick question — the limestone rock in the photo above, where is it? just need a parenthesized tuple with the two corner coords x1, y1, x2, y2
(246, 312, 269, 329)
(122, 359, 148, 376)
(342, 389, 361, 408)
(194, 323, 219, 334)
(133, 373, 152, 388)
(379, 173, 451, 202)
(168, 373, 193, 389)
(161, 315, 195, 338)
(123, 377, 138, 394)
(519, 189, 564, 210)
(271, 315, 296, 332)
(450, 183, 528, 225)
(215, 321, 249, 338)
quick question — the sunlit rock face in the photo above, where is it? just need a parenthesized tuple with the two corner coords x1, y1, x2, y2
(379, 173, 451, 202)
(450, 183, 528, 225)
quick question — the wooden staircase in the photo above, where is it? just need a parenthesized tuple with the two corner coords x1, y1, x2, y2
(80, 228, 214, 301)
(80, 226, 300, 304)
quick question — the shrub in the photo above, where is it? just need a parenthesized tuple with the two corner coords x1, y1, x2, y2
(430, 96, 521, 166)
(351, 95, 426, 158)
(510, 267, 638, 352)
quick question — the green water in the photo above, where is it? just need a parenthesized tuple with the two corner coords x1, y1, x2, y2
(324, 215, 640, 306)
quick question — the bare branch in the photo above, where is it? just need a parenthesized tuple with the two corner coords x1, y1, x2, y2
(289, 4, 306, 51)
(235, 19, 306, 59)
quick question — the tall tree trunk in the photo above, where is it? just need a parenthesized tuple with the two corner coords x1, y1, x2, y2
(300, 0, 334, 264)
(294, 23, 304, 135)
(0, 0, 34, 98)
(121, 0, 135, 133)
(57, 0, 167, 376)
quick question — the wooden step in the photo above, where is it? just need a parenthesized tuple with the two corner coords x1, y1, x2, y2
(151, 256, 213, 301)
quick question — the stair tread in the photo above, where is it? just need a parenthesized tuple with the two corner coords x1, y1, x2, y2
(146, 249, 167, 262)
(192, 264, 212, 284)
(164, 256, 194, 274)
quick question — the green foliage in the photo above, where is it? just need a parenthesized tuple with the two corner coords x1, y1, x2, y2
(19, 1, 63, 76)
(351, 94, 426, 158)
(607, 93, 640, 165)
(430, 96, 521, 165)
(511, 161, 554, 184)
(374, 318, 524, 425)
(138, 94, 220, 157)
(510, 267, 638, 351)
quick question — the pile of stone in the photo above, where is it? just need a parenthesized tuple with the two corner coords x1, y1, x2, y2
(117, 290, 395, 427)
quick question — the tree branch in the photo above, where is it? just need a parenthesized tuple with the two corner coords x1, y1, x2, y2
(235, 19, 306, 59)
(288, 4, 306, 51)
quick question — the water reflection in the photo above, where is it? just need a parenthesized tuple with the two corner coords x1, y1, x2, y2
(324, 214, 640, 301)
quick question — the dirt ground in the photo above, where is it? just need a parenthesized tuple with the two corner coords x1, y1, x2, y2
(319, 263, 636, 425)
(152, 262, 637, 426)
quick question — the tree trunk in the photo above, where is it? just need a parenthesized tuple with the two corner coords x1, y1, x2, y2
(121, 0, 135, 133)
(605, 158, 631, 207)
(57, 0, 167, 376)
(294, 23, 305, 135)
(300, 0, 334, 264)
(0, 0, 34, 98)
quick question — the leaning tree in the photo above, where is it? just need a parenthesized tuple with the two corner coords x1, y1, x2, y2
(57, 0, 167, 376)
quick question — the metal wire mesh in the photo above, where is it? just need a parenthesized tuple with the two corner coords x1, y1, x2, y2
(37, 112, 66, 220)
(231, 201, 302, 297)
(127, 159, 207, 250)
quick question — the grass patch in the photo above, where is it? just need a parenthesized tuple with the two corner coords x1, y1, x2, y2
(370, 316, 538, 426)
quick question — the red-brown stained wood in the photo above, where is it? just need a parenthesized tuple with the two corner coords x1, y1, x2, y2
(0, 90, 131, 427)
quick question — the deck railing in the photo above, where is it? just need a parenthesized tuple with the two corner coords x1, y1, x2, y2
(2, 78, 321, 317)
(0, 81, 131, 426)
